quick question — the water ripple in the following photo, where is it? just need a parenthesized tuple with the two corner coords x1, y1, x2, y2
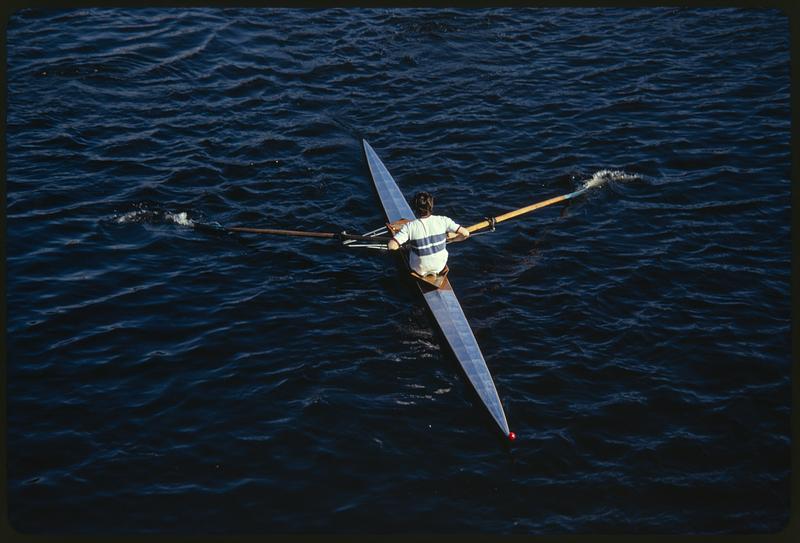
(6, 7, 789, 535)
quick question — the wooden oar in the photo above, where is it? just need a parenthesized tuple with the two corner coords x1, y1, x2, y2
(192, 222, 392, 243)
(460, 186, 590, 236)
(225, 226, 391, 243)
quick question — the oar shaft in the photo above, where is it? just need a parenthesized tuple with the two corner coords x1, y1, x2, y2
(465, 187, 588, 234)
(227, 226, 335, 238)
(226, 226, 390, 243)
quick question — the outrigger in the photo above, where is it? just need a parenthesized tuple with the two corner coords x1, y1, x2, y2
(207, 140, 596, 440)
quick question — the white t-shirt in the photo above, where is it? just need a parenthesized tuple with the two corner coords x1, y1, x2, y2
(392, 215, 460, 275)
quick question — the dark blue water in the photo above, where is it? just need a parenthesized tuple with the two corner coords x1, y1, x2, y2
(6, 8, 790, 534)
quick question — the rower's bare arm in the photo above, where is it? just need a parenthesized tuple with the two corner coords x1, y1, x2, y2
(447, 226, 471, 243)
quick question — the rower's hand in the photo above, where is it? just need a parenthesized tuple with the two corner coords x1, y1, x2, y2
(447, 227, 471, 243)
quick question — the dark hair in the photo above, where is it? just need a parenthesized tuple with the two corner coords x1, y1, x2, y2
(412, 191, 434, 217)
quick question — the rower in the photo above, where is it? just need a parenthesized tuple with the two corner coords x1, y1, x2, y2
(387, 191, 470, 277)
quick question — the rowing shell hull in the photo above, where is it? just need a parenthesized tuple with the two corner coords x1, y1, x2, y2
(363, 139, 510, 437)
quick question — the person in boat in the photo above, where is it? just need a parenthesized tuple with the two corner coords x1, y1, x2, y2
(387, 191, 470, 276)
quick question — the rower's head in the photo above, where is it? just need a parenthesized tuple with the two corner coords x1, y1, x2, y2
(412, 191, 434, 218)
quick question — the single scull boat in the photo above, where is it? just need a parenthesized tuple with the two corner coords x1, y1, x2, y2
(362, 140, 513, 439)
(207, 140, 600, 440)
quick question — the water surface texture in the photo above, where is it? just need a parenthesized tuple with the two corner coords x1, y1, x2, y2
(7, 8, 790, 534)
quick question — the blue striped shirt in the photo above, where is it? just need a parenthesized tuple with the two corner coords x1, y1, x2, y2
(393, 215, 460, 275)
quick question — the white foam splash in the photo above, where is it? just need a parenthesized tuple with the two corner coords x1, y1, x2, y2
(166, 211, 194, 227)
(115, 209, 150, 224)
(113, 206, 195, 227)
(581, 169, 639, 190)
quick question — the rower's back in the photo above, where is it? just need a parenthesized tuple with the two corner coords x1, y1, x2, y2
(392, 214, 460, 276)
